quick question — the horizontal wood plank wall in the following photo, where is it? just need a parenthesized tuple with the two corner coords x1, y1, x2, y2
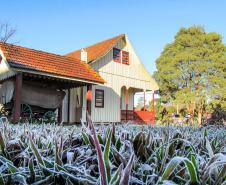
(91, 84, 121, 122)
(91, 39, 157, 91)
(61, 37, 157, 123)
(89, 38, 158, 123)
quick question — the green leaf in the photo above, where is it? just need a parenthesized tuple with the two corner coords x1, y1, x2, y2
(115, 137, 122, 151)
(98, 133, 104, 145)
(119, 154, 134, 185)
(205, 137, 214, 157)
(161, 156, 199, 184)
(55, 140, 63, 166)
(111, 123, 116, 145)
(82, 132, 90, 145)
(28, 158, 35, 183)
(0, 174, 5, 185)
(191, 155, 198, 174)
(104, 130, 112, 182)
(109, 164, 123, 185)
(29, 135, 45, 166)
(6, 162, 18, 174)
(0, 130, 6, 150)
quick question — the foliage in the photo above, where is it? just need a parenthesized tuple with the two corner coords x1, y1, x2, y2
(154, 26, 226, 125)
(0, 119, 225, 184)
(136, 97, 145, 110)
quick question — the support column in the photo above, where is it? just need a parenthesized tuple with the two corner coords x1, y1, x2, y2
(152, 91, 155, 123)
(143, 89, 146, 111)
(13, 73, 22, 123)
(86, 84, 92, 117)
(67, 89, 71, 123)
(125, 88, 128, 121)
(58, 104, 63, 124)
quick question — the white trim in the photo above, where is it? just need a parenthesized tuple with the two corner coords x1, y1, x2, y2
(0, 49, 17, 81)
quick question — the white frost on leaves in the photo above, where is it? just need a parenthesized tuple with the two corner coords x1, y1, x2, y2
(67, 151, 74, 164)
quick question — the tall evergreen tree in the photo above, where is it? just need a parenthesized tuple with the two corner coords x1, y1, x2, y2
(154, 26, 226, 125)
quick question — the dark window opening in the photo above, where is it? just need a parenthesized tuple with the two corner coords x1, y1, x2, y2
(95, 89, 104, 108)
(113, 48, 121, 63)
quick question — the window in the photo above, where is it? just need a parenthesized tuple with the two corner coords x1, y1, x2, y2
(95, 89, 104, 108)
(122, 50, 129, 65)
(113, 48, 121, 63)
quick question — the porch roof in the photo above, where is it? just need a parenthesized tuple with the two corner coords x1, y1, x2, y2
(0, 42, 105, 84)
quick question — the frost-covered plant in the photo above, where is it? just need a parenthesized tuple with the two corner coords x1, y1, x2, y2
(0, 118, 225, 184)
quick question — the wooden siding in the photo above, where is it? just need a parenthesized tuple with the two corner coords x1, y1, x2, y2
(62, 87, 85, 123)
(89, 36, 158, 122)
(91, 85, 120, 122)
(63, 36, 158, 123)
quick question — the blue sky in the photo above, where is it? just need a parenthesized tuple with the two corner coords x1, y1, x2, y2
(0, 0, 225, 74)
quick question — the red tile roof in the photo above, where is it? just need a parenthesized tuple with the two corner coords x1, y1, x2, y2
(0, 42, 104, 84)
(66, 34, 125, 63)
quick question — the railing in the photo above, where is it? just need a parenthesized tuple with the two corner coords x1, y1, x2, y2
(121, 110, 155, 124)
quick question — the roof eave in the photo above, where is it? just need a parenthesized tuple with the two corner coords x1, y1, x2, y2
(11, 66, 104, 85)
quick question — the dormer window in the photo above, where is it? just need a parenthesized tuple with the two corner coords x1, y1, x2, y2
(122, 51, 129, 65)
(113, 48, 121, 63)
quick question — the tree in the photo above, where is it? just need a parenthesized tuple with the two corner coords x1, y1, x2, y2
(0, 22, 16, 42)
(135, 97, 144, 110)
(154, 26, 226, 125)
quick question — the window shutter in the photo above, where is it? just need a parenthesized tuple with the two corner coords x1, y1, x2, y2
(113, 48, 121, 63)
(122, 51, 129, 65)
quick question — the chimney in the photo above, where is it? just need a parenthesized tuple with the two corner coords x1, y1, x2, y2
(81, 48, 88, 62)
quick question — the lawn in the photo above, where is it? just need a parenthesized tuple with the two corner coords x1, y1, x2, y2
(0, 119, 225, 184)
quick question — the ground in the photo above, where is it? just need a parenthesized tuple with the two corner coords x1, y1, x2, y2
(0, 121, 225, 184)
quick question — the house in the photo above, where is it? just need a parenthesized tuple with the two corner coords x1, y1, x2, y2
(0, 34, 158, 124)
(63, 34, 159, 124)
(0, 42, 104, 123)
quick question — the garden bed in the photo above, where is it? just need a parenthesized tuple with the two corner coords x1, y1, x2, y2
(0, 119, 225, 184)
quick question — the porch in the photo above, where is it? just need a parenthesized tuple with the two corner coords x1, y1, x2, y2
(2, 73, 94, 123)
(120, 86, 156, 124)
(121, 110, 155, 124)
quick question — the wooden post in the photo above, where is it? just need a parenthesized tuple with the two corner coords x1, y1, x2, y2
(67, 89, 70, 123)
(125, 88, 128, 121)
(13, 73, 22, 123)
(58, 104, 63, 124)
(152, 91, 155, 123)
(86, 84, 92, 117)
(143, 89, 146, 111)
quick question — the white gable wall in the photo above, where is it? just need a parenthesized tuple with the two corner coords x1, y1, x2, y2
(62, 36, 158, 123)
(89, 36, 158, 122)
